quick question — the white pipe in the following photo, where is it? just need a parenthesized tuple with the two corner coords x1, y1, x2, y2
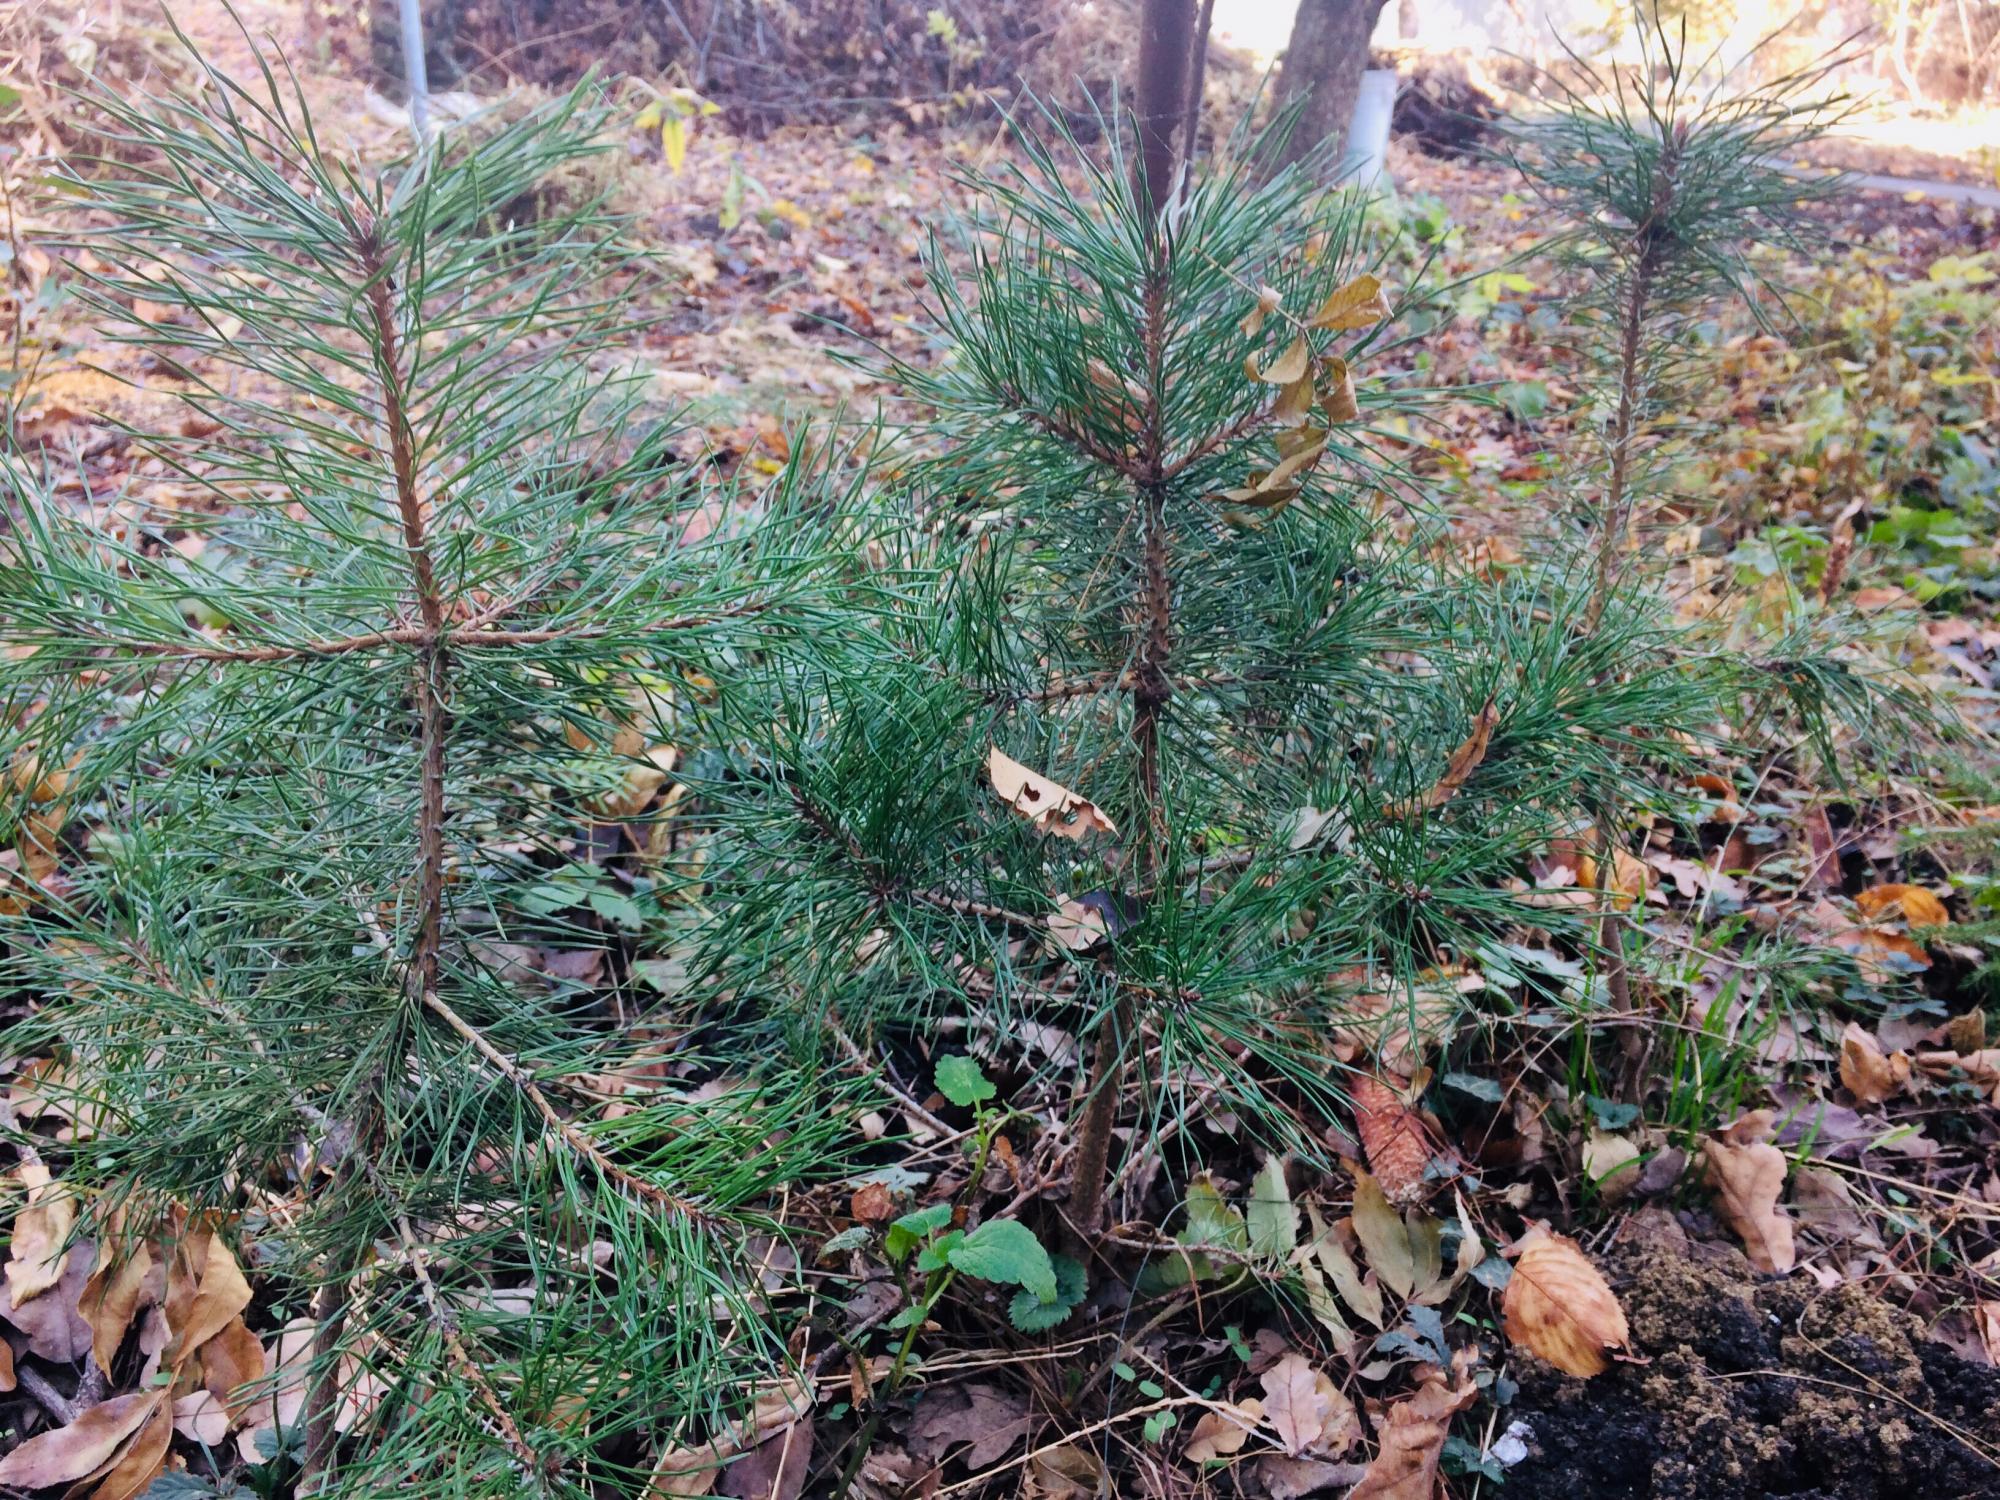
(399, 0, 430, 142)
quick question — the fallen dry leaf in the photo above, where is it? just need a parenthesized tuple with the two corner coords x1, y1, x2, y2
(0, 1389, 164, 1489)
(84, 1394, 172, 1500)
(171, 1231, 254, 1362)
(1702, 1111, 1796, 1273)
(81, 1240, 154, 1376)
(1346, 1361, 1476, 1500)
(1977, 1302, 2000, 1366)
(1258, 1352, 1358, 1458)
(1914, 1048, 2000, 1104)
(202, 1314, 267, 1418)
(5, 1162, 77, 1304)
(1800, 804, 1839, 890)
(1582, 1132, 1642, 1204)
(1838, 1023, 1910, 1105)
(1185, 1398, 1263, 1462)
(1855, 883, 1948, 926)
(1260, 1353, 1325, 1455)
(1023, 1441, 1108, 1500)
(1386, 699, 1498, 817)
(986, 748, 1115, 840)
(1501, 1227, 1629, 1377)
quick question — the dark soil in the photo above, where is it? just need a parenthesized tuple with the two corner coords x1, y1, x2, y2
(1501, 1211, 2000, 1500)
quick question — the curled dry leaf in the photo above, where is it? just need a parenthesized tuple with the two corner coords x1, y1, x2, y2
(1319, 356, 1360, 424)
(84, 1394, 173, 1500)
(82, 1240, 154, 1376)
(1185, 1398, 1263, 1462)
(1346, 1360, 1476, 1500)
(1855, 883, 1949, 926)
(1386, 699, 1498, 817)
(1309, 273, 1392, 331)
(1351, 1074, 1436, 1206)
(1048, 893, 1111, 952)
(1838, 1023, 1910, 1105)
(5, 1161, 77, 1303)
(1801, 803, 1840, 890)
(1254, 336, 1312, 386)
(1702, 1111, 1796, 1273)
(985, 748, 1115, 840)
(1239, 284, 1283, 337)
(1501, 1227, 1629, 1377)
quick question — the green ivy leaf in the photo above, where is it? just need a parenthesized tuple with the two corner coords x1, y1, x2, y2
(946, 1218, 1056, 1303)
(934, 1054, 995, 1108)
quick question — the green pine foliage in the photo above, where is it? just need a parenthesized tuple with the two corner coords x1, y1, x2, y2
(0, 20, 1929, 1498)
(688, 113, 1716, 1226)
(0, 42, 870, 1500)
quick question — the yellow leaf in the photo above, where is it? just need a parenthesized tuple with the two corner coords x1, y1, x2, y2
(81, 1241, 153, 1376)
(1271, 372, 1317, 427)
(1501, 1227, 1629, 1377)
(4, 1162, 76, 1304)
(985, 748, 1116, 839)
(769, 198, 813, 229)
(1308, 273, 1392, 331)
(1854, 882, 1948, 926)
(1258, 336, 1310, 386)
(661, 116, 689, 175)
(1349, 1173, 1415, 1299)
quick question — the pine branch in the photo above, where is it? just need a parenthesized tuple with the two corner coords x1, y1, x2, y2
(52, 601, 775, 663)
(417, 989, 711, 1223)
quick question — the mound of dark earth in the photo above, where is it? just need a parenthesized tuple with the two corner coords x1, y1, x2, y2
(1502, 1211, 2000, 1500)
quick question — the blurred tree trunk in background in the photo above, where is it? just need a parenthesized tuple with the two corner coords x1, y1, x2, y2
(1275, 0, 1390, 166)
(1135, 0, 1197, 216)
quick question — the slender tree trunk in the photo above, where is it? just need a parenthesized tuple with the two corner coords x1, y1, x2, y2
(1275, 0, 1392, 167)
(1134, 0, 1197, 217)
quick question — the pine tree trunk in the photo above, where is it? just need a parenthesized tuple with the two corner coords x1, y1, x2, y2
(1275, 0, 1391, 166)
(1134, 0, 1197, 218)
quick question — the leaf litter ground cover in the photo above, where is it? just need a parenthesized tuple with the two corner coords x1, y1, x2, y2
(2, 7, 2000, 1500)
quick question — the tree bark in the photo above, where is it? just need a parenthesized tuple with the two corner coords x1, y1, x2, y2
(1135, 0, 1197, 218)
(1275, 0, 1392, 167)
